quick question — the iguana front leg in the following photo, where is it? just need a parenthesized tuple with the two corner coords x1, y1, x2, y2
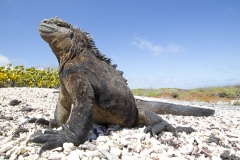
(23, 87, 72, 128)
(49, 87, 72, 128)
(27, 75, 94, 155)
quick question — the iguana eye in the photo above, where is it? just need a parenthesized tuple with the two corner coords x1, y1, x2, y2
(69, 31, 73, 39)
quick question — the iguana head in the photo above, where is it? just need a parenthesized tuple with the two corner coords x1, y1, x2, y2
(38, 17, 126, 82)
(38, 17, 91, 64)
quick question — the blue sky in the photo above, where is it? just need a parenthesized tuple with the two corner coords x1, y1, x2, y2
(1, 0, 240, 89)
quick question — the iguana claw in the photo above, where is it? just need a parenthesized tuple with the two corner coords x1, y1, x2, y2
(27, 124, 75, 156)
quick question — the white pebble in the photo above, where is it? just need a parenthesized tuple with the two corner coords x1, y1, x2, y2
(211, 156, 222, 160)
(228, 138, 240, 142)
(63, 142, 76, 152)
(120, 137, 131, 147)
(110, 147, 122, 157)
(0, 136, 12, 145)
(150, 137, 160, 145)
(76, 150, 85, 159)
(111, 132, 120, 140)
(67, 150, 80, 160)
(6, 146, 18, 156)
(9, 146, 27, 160)
(121, 129, 130, 136)
(187, 136, 195, 144)
(121, 148, 128, 156)
(96, 135, 108, 142)
(48, 151, 62, 160)
(186, 144, 194, 154)
(92, 157, 100, 160)
(85, 150, 103, 158)
(140, 150, 151, 159)
(97, 142, 109, 151)
(0, 142, 13, 153)
(226, 131, 239, 138)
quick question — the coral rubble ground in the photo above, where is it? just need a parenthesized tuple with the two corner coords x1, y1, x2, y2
(0, 88, 239, 160)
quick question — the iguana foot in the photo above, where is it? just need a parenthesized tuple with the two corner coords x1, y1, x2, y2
(137, 109, 177, 137)
(27, 124, 78, 155)
(144, 119, 177, 137)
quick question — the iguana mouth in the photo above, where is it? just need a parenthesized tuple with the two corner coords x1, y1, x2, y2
(39, 24, 57, 33)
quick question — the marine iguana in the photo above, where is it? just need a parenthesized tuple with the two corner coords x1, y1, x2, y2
(27, 17, 215, 155)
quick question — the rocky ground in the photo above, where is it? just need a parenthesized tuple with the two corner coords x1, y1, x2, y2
(0, 87, 239, 160)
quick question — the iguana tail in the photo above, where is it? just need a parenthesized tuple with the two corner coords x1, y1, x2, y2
(136, 100, 215, 116)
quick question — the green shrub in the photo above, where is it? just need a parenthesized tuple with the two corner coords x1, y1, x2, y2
(0, 64, 59, 88)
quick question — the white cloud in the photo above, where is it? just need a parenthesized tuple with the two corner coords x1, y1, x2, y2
(0, 54, 11, 66)
(166, 44, 181, 53)
(131, 37, 183, 56)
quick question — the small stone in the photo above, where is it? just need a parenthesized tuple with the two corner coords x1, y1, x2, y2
(82, 157, 88, 160)
(122, 155, 135, 160)
(48, 152, 62, 160)
(110, 147, 121, 157)
(2, 116, 13, 120)
(133, 133, 145, 141)
(228, 138, 240, 142)
(8, 99, 21, 106)
(132, 144, 142, 153)
(85, 150, 103, 158)
(9, 146, 27, 160)
(0, 142, 13, 153)
(96, 136, 108, 142)
(139, 150, 151, 159)
(63, 142, 76, 152)
(77, 149, 86, 159)
(226, 131, 239, 138)
(150, 137, 160, 145)
(92, 157, 100, 160)
(111, 132, 120, 140)
(17, 155, 24, 160)
(67, 150, 80, 160)
(120, 138, 130, 147)
(20, 107, 34, 112)
(97, 142, 109, 152)
(187, 136, 195, 144)
(121, 148, 128, 156)
(120, 129, 129, 136)
(208, 134, 221, 144)
(186, 144, 194, 154)
(52, 147, 63, 152)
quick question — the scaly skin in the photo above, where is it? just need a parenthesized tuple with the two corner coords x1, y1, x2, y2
(27, 17, 215, 155)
